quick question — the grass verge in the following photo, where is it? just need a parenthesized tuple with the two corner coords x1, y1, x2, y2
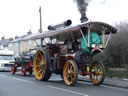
(106, 70, 128, 78)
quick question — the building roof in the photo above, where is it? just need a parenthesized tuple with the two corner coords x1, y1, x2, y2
(23, 33, 40, 41)
(0, 39, 9, 47)
(9, 32, 41, 43)
(10, 35, 27, 43)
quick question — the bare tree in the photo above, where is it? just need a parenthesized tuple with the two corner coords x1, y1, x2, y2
(105, 20, 128, 68)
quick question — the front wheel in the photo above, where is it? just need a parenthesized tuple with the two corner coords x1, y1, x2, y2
(63, 60, 78, 86)
(33, 49, 52, 81)
(89, 61, 105, 85)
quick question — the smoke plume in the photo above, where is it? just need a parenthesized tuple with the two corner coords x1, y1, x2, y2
(74, 0, 90, 22)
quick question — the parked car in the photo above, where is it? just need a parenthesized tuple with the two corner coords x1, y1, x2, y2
(0, 50, 14, 71)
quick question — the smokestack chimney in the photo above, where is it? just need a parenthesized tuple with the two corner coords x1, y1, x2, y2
(80, 15, 88, 23)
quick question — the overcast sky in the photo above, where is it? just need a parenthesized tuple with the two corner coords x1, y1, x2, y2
(0, 0, 127, 39)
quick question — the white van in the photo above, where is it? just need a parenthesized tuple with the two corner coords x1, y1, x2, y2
(0, 50, 14, 71)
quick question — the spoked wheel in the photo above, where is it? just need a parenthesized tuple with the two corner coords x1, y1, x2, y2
(34, 49, 52, 81)
(28, 66, 33, 75)
(11, 65, 17, 75)
(89, 61, 105, 85)
(63, 60, 78, 86)
(21, 66, 27, 76)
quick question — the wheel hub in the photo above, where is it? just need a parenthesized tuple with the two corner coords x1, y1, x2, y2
(68, 70, 70, 74)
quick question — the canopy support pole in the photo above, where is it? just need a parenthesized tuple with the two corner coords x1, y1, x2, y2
(104, 32, 112, 48)
(41, 38, 44, 48)
(34, 39, 40, 48)
(102, 29, 105, 48)
(88, 28, 91, 47)
(80, 29, 88, 46)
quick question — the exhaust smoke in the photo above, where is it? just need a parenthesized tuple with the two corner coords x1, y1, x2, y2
(74, 0, 90, 23)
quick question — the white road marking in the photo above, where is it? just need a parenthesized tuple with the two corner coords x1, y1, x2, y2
(122, 78, 128, 81)
(47, 85, 88, 96)
(11, 77, 34, 84)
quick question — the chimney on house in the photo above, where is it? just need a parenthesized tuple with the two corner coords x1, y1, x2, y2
(1, 36, 5, 40)
(9, 38, 13, 41)
(15, 36, 19, 39)
(27, 30, 32, 35)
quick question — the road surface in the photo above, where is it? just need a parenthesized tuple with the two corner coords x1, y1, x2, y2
(0, 72, 128, 96)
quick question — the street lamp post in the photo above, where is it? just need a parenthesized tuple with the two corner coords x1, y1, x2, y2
(39, 6, 42, 33)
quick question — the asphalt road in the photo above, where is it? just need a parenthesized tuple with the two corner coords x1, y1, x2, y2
(0, 72, 128, 96)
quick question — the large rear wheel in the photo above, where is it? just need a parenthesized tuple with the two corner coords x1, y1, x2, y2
(63, 60, 78, 86)
(89, 61, 105, 85)
(34, 49, 52, 81)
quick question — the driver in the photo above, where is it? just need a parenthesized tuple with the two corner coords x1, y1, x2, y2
(81, 32, 102, 54)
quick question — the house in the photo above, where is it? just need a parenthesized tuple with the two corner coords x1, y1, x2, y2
(8, 32, 41, 56)
(0, 37, 10, 50)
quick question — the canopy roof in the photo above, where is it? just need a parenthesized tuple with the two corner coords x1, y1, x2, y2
(32, 21, 117, 41)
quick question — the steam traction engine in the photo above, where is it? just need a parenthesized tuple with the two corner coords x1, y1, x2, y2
(33, 20, 117, 86)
